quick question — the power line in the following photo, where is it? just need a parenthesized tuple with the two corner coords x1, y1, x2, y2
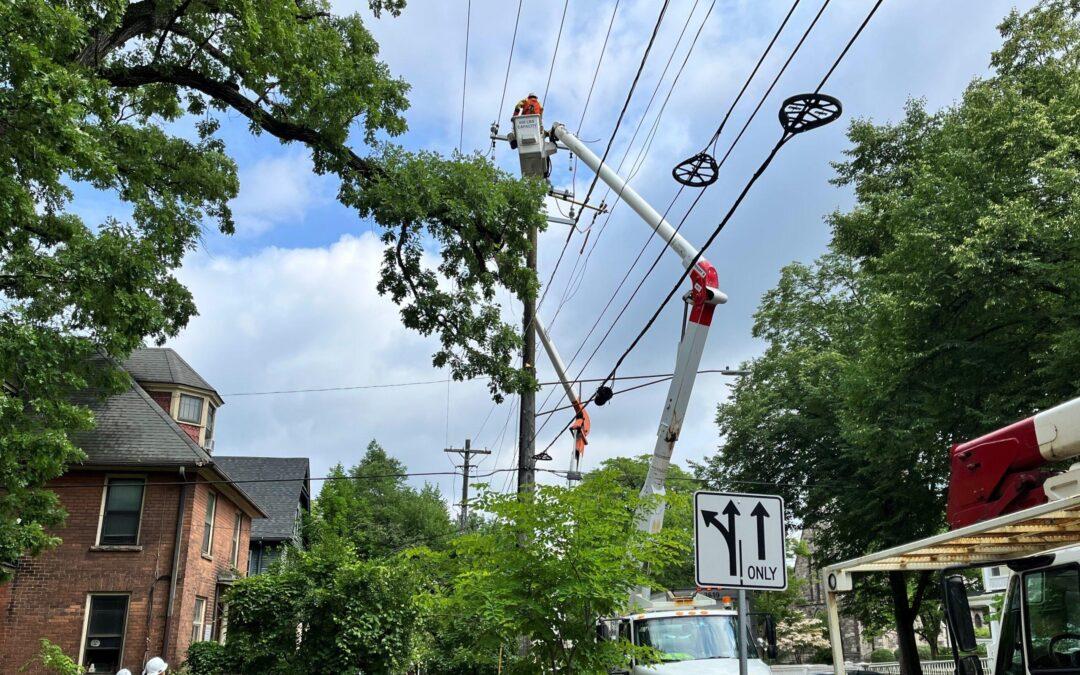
(458, 0, 472, 153)
(576, 0, 622, 135)
(538, 0, 671, 317)
(495, 0, 525, 125)
(531, 0, 816, 436)
(544, 0, 710, 331)
(542, 0, 571, 105)
(595, 0, 886, 401)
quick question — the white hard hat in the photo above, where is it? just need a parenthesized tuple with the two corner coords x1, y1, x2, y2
(143, 656, 168, 674)
(117, 670, 133, 675)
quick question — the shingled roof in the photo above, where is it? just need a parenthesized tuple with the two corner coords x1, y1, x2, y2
(122, 347, 220, 399)
(71, 381, 213, 467)
(214, 456, 310, 542)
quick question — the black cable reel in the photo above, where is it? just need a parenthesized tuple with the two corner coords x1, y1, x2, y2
(779, 93, 842, 134)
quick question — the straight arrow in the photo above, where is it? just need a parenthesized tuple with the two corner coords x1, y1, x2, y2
(751, 502, 769, 560)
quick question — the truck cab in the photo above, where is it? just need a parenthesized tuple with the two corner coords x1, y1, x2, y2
(604, 592, 775, 675)
(944, 546, 1080, 675)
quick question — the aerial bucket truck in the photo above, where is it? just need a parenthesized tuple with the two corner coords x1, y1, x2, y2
(494, 89, 844, 673)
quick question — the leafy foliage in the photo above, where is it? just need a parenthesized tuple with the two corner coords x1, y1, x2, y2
(429, 473, 686, 674)
(697, 0, 1080, 668)
(313, 439, 455, 558)
(21, 640, 84, 674)
(584, 455, 697, 590)
(223, 539, 423, 674)
(2, 0, 542, 568)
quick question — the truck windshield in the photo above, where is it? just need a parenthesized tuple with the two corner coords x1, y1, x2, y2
(634, 615, 757, 662)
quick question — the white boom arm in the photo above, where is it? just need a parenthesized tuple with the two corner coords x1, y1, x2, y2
(550, 122, 727, 542)
(535, 315, 589, 480)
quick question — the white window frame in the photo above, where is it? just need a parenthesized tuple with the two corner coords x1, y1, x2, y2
(178, 393, 205, 424)
(95, 475, 147, 547)
(202, 490, 217, 557)
(230, 510, 242, 567)
(79, 592, 130, 670)
(192, 596, 207, 644)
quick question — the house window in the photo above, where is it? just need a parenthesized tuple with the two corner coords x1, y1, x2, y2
(82, 594, 129, 672)
(202, 491, 217, 556)
(990, 566, 1004, 577)
(230, 511, 242, 567)
(178, 394, 204, 424)
(192, 596, 207, 644)
(205, 404, 216, 442)
(98, 478, 145, 546)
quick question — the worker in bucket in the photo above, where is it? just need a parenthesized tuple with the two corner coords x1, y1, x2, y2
(512, 93, 543, 118)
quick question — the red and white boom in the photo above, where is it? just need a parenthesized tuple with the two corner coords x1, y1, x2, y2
(947, 395, 1080, 528)
(549, 122, 727, 537)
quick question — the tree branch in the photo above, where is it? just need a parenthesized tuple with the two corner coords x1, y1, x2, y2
(101, 64, 376, 180)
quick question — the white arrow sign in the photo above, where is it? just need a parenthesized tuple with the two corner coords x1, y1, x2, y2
(694, 491, 787, 590)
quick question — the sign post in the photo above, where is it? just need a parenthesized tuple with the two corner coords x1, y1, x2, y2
(694, 491, 787, 675)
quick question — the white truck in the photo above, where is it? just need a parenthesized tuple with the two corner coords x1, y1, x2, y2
(603, 591, 777, 675)
(822, 397, 1080, 675)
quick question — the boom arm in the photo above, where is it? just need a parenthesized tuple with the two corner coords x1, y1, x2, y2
(947, 396, 1080, 529)
(534, 315, 590, 480)
(550, 122, 727, 538)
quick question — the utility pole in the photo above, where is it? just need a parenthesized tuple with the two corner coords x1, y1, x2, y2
(445, 438, 490, 531)
(517, 222, 538, 495)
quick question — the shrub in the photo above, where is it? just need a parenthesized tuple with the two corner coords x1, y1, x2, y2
(184, 641, 232, 675)
(871, 648, 895, 663)
(23, 640, 84, 674)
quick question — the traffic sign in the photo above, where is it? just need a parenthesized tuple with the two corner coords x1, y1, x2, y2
(694, 491, 787, 590)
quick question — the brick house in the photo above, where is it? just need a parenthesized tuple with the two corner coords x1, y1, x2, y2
(214, 457, 311, 575)
(0, 348, 269, 674)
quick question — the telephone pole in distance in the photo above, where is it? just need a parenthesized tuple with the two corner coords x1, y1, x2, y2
(445, 438, 490, 531)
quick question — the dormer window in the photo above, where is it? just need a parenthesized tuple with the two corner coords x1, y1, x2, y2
(178, 394, 204, 424)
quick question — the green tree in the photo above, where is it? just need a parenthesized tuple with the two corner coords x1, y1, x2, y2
(584, 455, 696, 590)
(313, 440, 455, 558)
(697, 2, 1080, 674)
(431, 473, 686, 674)
(223, 538, 424, 674)
(2, 0, 543, 571)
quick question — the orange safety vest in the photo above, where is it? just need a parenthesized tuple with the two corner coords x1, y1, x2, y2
(513, 96, 544, 117)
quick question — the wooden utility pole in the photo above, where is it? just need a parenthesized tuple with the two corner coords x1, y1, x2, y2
(445, 438, 490, 531)
(517, 222, 538, 495)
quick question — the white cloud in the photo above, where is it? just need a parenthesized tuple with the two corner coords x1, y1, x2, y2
(229, 150, 327, 236)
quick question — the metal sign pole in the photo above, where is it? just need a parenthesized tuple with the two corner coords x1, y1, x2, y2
(738, 589, 748, 675)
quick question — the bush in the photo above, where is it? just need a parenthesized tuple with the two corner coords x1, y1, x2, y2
(184, 641, 232, 675)
(871, 648, 895, 663)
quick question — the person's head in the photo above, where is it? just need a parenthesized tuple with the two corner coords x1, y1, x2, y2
(143, 656, 168, 675)
(528, 93, 538, 100)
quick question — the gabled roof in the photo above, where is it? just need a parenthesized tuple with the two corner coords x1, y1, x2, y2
(214, 456, 310, 542)
(123, 347, 220, 400)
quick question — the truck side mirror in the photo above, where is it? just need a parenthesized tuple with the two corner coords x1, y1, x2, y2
(943, 574, 984, 675)
(764, 614, 778, 659)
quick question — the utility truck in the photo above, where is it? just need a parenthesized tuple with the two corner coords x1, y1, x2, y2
(600, 590, 777, 675)
(822, 397, 1080, 675)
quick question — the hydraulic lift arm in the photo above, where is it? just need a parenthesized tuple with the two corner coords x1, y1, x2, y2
(534, 315, 590, 482)
(549, 122, 727, 538)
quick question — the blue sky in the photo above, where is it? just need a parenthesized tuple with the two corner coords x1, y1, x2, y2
(90, 0, 1039, 510)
